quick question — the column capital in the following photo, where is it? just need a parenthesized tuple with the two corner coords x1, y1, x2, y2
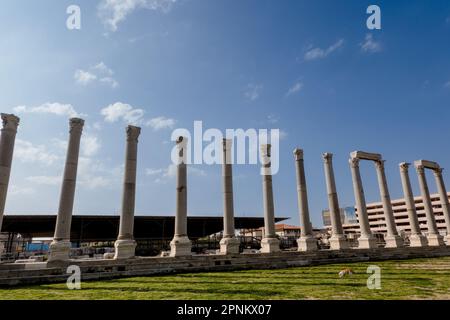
(293, 148, 303, 161)
(399, 162, 410, 172)
(415, 164, 425, 175)
(374, 159, 386, 170)
(176, 136, 188, 164)
(349, 157, 359, 168)
(1, 113, 20, 131)
(222, 138, 232, 150)
(322, 152, 333, 163)
(126, 125, 141, 142)
(433, 167, 444, 176)
(69, 118, 84, 134)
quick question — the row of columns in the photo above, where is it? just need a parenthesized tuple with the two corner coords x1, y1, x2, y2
(1, 114, 450, 262)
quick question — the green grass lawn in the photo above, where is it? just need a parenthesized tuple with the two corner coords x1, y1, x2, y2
(1, 257, 450, 300)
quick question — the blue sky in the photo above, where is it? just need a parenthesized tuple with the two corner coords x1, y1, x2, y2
(1, 0, 450, 228)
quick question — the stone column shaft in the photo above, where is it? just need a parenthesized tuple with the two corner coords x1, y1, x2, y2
(219, 139, 239, 254)
(170, 136, 192, 256)
(322, 153, 348, 250)
(259, 144, 280, 253)
(374, 160, 403, 248)
(114, 125, 140, 259)
(349, 157, 377, 249)
(416, 165, 444, 246)
(49, 118, 84, 262)
(0, 114, 19, 235)
(433, 168, 450, 244)
(399, 163, 427, 247)
(294, 149, 316, 251)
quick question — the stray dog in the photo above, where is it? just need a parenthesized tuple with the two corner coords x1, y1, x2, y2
(338, 268, 354, 278)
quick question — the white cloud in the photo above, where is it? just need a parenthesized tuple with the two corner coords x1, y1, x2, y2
(14, 139, 59, 165)
(145, 168, 164, 176)
(304, 39, 344, 61)
(93, 62, 114, 76)
(98, 0, 177, 32)
(267, 114, 279, 124)
(25, 176, 61, 186)
(74, 69, 97, 85)
(79, 176, 110, 189)
(360, 34, 382, 53)
(101, 102, 176, 129)
(74, 62, 119, 89)
(146, 116, 176, 130)
(147, 164, 205, 183)
(99, 77, 119, 88)
(101, 102, 145, 124)
(13, 102, 82, 118)
(81, 134, 101, 157)
(286, 81, 303, 97)
(9, 185, 36, 196)
(244, 83, 263, 101)
(444, 81, 450, 89)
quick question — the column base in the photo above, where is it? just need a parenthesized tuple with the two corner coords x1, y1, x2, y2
(427, 234, 445, 246)
(329, 235, 349, 250)
(48, 240, 71, 262)
(260, 237, 280, 253)
(114, 239, 136, 260)
(219, 237, 240, 255)
(170, 235, 192, 257)
(358, 235, 378, 249)
(297, 236, 318, 252)
(384, 235, 404, 248)
(409, 234, 428, 247)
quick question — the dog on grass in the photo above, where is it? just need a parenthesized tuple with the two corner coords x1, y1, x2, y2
(338, 268, 354, 278)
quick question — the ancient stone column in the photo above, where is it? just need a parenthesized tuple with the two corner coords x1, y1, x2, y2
(432, 168, 450, 244)
(374, 160, 403, 248)
(170, 136, 192, 257)
(219, 139, 240, 254)
(48, 118, 84, 262)
(349, 157, 377, 249)
(259, 144, 280, 253)
(114, 125, 141, 259)
(415, 164, 444, 246)
(0, 114, 20, 235)
(399, 163, 427, 247)
(294, 148, 317, 252)
(322, 153, 348, 250)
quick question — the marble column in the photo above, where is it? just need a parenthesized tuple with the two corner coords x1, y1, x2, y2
(416, 165, 444, 246)
(374, 160, 403, 248)
(170, 136, 192, 256)
(0, 114, 20, 235)
(433, 168, 450, 244)
(219, 139, 240, 254)
(114, 125, 141, 259)
(399, 163, 427, 247)
(294, 148, 317, 252)
(260, 144, 280, 253)
(322, 153, 348, 250)
(349, 157, 377, 249)
(48, 118, 84, 262)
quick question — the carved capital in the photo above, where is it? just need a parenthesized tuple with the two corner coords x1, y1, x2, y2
(415, 164, 425, 175)
(399, 162, 410, 172)
(349, 157, 359, 168)
(322, 152, 333, 163)
(293, 148, 303, 161)
(433, 167, 443, 177)
(69, 118, 84, 134)
(222, 138, 232, 152)
(126, 125, 141, 142)
(176, 136, 188, 162)
(374, 159, 386, 170)
(1, 113, 20, 131)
